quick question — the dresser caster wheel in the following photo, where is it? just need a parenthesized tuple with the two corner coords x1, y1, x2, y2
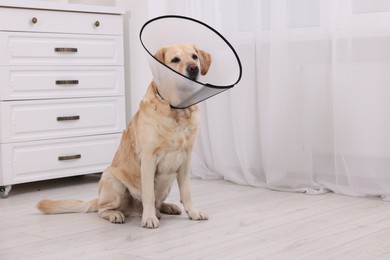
(0, 185, 12, 198)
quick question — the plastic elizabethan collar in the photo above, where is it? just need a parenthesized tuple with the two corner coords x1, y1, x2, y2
(139, 15, 242, 109)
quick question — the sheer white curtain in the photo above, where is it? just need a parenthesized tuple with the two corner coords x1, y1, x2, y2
(148, 0, 390, 200)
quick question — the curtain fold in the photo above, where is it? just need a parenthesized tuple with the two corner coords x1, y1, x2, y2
(149, 0, 390, 200)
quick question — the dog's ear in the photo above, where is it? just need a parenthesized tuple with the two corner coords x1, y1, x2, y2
(154, 48, 166, 63)
(196, 48, 212, 75)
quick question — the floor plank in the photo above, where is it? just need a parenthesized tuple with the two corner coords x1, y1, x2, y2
(1, 175, 389, 259)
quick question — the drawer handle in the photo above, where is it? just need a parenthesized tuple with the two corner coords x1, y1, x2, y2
(56, 80, 79, 85)
(95, 21, 100, 27)
(32, 17, 38, 24)
(55, 47, 78, 53)
(58, 154, 81, 161)
(57, 115, 80, 121)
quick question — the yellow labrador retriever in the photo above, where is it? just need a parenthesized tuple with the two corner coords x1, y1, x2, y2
(37, 44, 212, 228)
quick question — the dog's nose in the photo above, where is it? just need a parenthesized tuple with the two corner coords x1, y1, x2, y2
(187, 64, 199, 80)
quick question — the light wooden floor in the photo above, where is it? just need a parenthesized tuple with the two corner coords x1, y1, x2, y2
(1, 175, 390, 260)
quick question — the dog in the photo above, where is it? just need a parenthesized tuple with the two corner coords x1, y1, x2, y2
(36, 44, 212, 229)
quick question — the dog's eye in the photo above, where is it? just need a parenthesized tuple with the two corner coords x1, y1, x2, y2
(192, 54, 198, 60)
(171, 57, 181, 63)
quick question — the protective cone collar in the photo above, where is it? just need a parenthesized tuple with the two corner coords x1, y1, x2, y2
(140, 15, 242, 109)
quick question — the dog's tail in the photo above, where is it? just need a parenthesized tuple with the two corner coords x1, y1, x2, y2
(36, 198, 98, 214)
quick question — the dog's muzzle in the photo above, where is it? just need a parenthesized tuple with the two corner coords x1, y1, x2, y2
(186, 64, 199, 81)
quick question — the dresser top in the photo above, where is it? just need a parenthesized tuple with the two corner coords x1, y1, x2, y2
(0, 0, 125, 15)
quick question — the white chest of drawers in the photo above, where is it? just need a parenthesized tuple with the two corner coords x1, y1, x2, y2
(0, 1, 126, 197)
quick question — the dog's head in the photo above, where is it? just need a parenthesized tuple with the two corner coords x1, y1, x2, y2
(154, 44, 212, 81)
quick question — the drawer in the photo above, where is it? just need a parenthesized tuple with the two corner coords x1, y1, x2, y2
(0, 32, 124, 66)
(0, 133, 121, 185)
(0, 66, 125, 100)
(0, 7, 123, 35)
(0, 97, 126, 143)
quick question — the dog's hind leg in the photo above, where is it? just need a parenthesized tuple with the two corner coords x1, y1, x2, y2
(160, 202, 182, 215)
(97, 171, 130, 224)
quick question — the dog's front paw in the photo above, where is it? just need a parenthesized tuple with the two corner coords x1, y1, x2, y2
(187, 209, 208, 221)
(141, 215, 159, 229)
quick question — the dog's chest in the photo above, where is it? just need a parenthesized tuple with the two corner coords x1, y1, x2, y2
(156, 149, 187, 174)
(156, 123, 197, 174)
